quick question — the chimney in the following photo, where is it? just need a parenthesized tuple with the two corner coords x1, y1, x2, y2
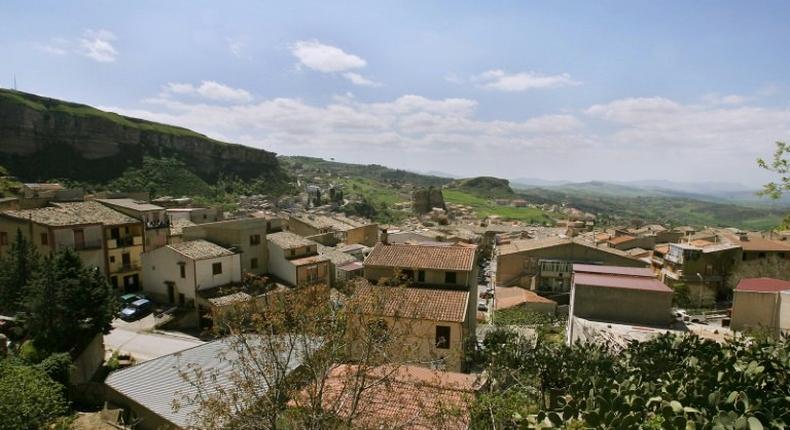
(380, 228, 389, 245)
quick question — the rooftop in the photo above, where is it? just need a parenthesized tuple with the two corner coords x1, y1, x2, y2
(351, 285, 470, 323)
(719, 231, 790, 253)
(105, 336, 317, 429)
(291, 213, 371, 231)
(735, 277, 790, 293)
(365, 243, 477, 272)
(498, 236, 638, 261)
(168, 239, 235, 260)
(267, 231, 316, 249)
(95, 198, 165, 212)
(494, 287, 555, 310)
(607, 235, 637, 245)
(3, 201, 138, 227)
(574, 272, 671, 293)
(293, 364, 481, 430)
(169, 218, 196, 236)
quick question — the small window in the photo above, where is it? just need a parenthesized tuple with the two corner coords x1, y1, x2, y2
(0, 232, 7, 246)
(758, 252, 766, 258)
(444, 271, 457, 284)
(250, 258, 259, 269)
(417, 270, 425, 282)
(212, 262, 222, 275)
(250, 234, 261, 246)
(435, 326, 451, 349)
(110, 256, 116, 263)
(179, 264, 186, 279)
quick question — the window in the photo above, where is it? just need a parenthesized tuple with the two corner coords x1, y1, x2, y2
(179, 263, 186, 279)
(758, 252, 766, 258)
(73, 229, 85, 250)
(110, 255, 116, 263)
(0, 232, 7, 246)
(417, 270, 425, 282)
(212, 262, 223, 275)
(444, 271, 457, 284)
(435, 326, 451, 349)
(250, 234, 261, 246)
(250, 258, 258, 269)
(40, 232, 48, 246)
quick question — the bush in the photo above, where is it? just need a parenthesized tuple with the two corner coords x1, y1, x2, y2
(0, 359, 69, 430)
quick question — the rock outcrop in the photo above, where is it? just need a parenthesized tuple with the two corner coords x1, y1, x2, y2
(412, 186, 446, 214)
(0, 89, 280, 182)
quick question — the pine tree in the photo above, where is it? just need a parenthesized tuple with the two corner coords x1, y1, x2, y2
(0, 230, 39, 313)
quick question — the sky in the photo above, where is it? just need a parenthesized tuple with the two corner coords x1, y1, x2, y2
(2, 1, 790, 187)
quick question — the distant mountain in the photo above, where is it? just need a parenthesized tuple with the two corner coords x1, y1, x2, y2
(448, 176, 515, 198)
(614, 179, 753, 194)
(511, 177, 570, 188)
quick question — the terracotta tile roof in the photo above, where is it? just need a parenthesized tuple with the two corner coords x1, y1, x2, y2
(267, 231, 316, 249)
(607, 235, 636, 245)
(292, 364, 482, 430)
(3, 201, 138, 227)
(735, 278, 790, 292)
(498, 237, 639, 261)
(494, 287, 556, 310)
(351, 285, 469, 323)
(365, 243, 476, 272)
(168, 239, 235, 260)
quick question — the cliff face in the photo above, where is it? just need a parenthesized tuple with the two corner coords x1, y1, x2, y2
(0, 89, 280, 182)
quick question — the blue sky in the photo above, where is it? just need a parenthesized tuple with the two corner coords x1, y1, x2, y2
(2, 1, 790, 186)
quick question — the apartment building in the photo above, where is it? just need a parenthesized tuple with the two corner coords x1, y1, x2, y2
(288, 213, 379, 246)
(266, 232, 331, 287)
(182, 218, 268, 275)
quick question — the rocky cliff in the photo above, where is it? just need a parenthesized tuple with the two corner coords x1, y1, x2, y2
(0, 89, 280, 182)
(412, 186, 446, 214)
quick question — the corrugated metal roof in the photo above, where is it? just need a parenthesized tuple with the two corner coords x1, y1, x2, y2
(364, 243, 476, 272)
(574, 273, 671, 293)
(105, 336, 319, 428)
(736, 277, 790, 292)
(573, 264, 655, 278)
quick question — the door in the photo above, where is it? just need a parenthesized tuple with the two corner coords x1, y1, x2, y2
(167, 282, 175, 304)
(122, 253, 131, 270)
(73, 229, 85, 250)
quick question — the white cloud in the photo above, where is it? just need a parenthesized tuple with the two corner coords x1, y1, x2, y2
(36, 38, 69, 56)
(291, 40, 366, 73)
(473, 69, 580, 91)
(79, 29, 118, 63)
(161, 81, 253, 103)
(343, 72, 382, 87)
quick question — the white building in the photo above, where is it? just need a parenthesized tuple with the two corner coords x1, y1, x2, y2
(142, 239, 241, 306)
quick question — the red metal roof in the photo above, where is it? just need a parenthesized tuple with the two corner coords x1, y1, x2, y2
(574, 273, 671, 293)
(573, 264, 654, 278)
(735, 277, 790, 293)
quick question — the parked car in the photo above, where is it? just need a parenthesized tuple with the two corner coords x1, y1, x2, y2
(120, 293, 146, 308)
(477, 301, 489, 312)
(119, 299, 153, 321)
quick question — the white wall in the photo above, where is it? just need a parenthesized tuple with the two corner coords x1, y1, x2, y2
(195, 254, 241, 292)
(267, 242, 297, 285)
(142, 246, 240, 303)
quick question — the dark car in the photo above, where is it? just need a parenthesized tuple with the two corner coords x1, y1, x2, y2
(119, 299, 153, 321)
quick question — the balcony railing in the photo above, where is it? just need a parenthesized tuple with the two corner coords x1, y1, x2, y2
(58, 240, 103, 251)
(113, 263, 141, 273)
(107, 236, 143, 249)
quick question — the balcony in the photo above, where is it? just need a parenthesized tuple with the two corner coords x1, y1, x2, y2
(107, 236, 143, 249)
(113, 263, 142, 273)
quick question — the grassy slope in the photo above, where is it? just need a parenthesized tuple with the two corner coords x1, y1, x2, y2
(279, 156, 452, 187)
(443, 189, 554, 224)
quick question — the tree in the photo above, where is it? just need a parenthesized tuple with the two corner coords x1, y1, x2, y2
(0, 359, 69, 430)
(757, 141, 790, 228)
(0, 230, 40, 313)
(175, 280, 449, 430)
(24, 249, 117, 353)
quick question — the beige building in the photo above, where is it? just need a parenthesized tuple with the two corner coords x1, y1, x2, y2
(730, 278, 790, 337)
(0, 201, 144, 291)
(568, 265, 673, 343)
(266, 232, 331, 287)
(363, 243, 479, 291)
(182, 218, 268, 275)
(96, 198, 170, 252)
(166, 207, 222, 224)
(718, 230, 790, 262)
(288, 214, 378, 246)
(606, 234, 656, 251)
(496, 237, 647, 292)
(347, 285, 472, 372)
